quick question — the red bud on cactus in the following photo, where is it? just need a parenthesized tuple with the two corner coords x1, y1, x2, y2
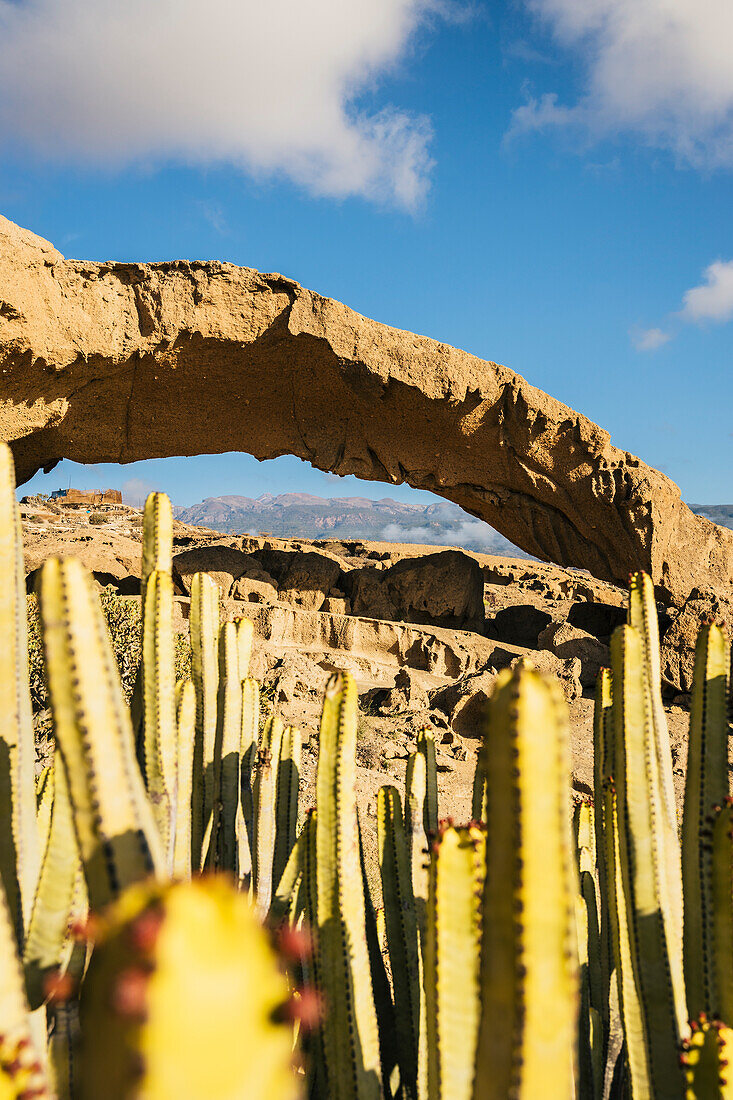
(43, 969, 74, 1005)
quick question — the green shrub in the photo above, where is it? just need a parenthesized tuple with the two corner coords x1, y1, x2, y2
(88, 512, 109, 524)
(27, 586, 191, 712)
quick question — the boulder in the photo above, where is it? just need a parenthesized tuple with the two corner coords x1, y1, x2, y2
(262, 652, 330, 705)
(172, 544, 250, 597)
(347, 550, 484, 631)
(321, 596, 351, 615)
(230, 562, 278, 604)
(370, 667, 431, 716)
(488, 604, 553, 648)
(538, 621, 609, 688)
(430, 670, 498, 738)
(3, 214, 731, 605)
(277, 552, 342, 612)
(489, 646, 582, 702)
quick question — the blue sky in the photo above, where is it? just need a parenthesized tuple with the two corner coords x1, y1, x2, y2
(2, 0, 731, 507)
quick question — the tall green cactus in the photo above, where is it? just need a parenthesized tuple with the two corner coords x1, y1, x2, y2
(0, 444, 40, 947)
(172, 680, 195, 879)
(628, 573, 685, 998)
(473, 663, 578, 1100)
(141, 568, 176, 865)
(377, 785, 420, 1098)
(273, 725, 301, 892)
(38, 556, 164, 909)
(252, 715, 283, 918)
(682, 624, 730, 1020)
(610, 624, 686, 1097)
(22, 759, 79, 1011)
(416, 730, 438, 839)
(213, 621, 242, 875)
(189, 572, 219, 868)
(314, 673, 381, 1100)
(709, 799, 733, 1027)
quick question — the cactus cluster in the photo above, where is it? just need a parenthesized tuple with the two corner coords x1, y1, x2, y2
(0, 439, 730, 1099)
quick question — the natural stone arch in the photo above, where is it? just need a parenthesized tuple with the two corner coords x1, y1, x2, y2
(0, 214, 731, 605)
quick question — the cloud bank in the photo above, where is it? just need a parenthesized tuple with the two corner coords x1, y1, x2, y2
(513, 0, 733, 168)
(0, 0, 449, 209)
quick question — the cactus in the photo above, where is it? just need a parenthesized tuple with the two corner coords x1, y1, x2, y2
(252, 715, 283, 918)
(314, 673, 381, 1100)
(22, 760, 79, 1011)
(78, 877, 298, 1100)
(38, 556, 164, 910)
(0, 445, 40, 947)
(628, 573, 685, 1000)
(709, 800, 733, 1026)
(425, 823, 485, 1100)
(679, 1018, 733, 1100)
(610, 624, 686, 1096)
(189, 572, 219, 869)
(416, 730, 438, 839)
(473, 663, 578, 1100)
(213, 622, 242, 874)
(682, 624, 730, 1019)
(141, 569, 176, 865)
(377, 785, 420, 1097)
(273, 725, 301, 893)
(0, 873, 48, 1098)
(172, 681, 195, 880)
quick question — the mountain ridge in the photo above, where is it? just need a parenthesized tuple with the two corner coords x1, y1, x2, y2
(174, 494, 733, 556)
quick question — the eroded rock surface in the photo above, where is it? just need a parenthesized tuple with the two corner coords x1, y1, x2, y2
(2, 214, 732, 603)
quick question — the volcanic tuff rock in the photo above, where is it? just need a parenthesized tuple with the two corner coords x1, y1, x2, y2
(1, 214, 732, 604)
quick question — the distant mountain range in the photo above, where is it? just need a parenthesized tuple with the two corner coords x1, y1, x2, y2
(175, 492, 531, 556)
(688, 504, 733, 530)
(175, 494, 733, 555)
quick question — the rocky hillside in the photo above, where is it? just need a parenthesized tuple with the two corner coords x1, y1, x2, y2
(175, 492, 530, 556)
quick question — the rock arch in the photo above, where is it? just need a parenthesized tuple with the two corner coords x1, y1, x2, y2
(1, 214, 730, 605)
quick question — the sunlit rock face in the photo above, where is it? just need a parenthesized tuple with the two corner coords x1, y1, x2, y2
(1, 213, 731, 605)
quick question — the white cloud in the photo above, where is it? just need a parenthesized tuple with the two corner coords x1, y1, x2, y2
(680, 260, 733, 323)
(631, 327, 671, 352)
(0, 0, 453, 209)
(513, 0, 733, 168)
(380, 519, 527, 555)
(122, 477, 157, 506)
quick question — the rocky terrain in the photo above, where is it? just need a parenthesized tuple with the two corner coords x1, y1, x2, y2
(21, 498, 723, 825)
